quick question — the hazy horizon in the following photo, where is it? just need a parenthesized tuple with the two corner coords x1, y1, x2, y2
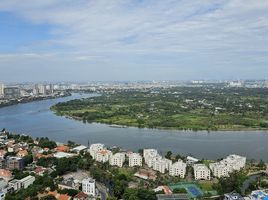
(1, 0, 268, 82)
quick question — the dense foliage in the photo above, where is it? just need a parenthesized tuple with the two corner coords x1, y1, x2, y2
(52, 86, 268, 131)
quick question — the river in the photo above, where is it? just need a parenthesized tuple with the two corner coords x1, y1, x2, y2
(0, 93, 267, 161)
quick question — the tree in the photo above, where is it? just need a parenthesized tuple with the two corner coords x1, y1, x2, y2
(165, 151, 172, 159)
(24, 154, 33, 165)
(41, 195, 57, 200)
(213, 171, 247, 194)
(257, 160, 266, 169)
(173, 188, 187, 194)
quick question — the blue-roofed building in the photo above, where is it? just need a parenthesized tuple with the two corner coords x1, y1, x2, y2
(249, 190, 268, 200)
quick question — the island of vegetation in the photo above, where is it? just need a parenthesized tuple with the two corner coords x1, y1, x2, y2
(51, 85, 268, 131)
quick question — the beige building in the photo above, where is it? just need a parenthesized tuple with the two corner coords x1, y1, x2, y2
(169, 160, 187, 178)
(193, 164, 211, 180)
(95, 149, 112, 163)
(109, 153, 125, 167)
(128, 153, 142, 167)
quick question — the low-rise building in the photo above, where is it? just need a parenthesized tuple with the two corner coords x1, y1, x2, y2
(109, 153, 125, 167)
(128, 153, 142, 167)
(71, 145, 87, 153)
(224, 192, 244, 200)
(169, 160, 187, 178)
(74, 192, 89, 200)
(82, 178, 96, 197)
(16, 150, 28, 157)
(58, 177, 80, 190)
(0, 169, 12, 181)
(193, 164, 211, 180)
(19, 175, 35, 189)
(56, 145, 70, 152)
(186, 156, 199, 165)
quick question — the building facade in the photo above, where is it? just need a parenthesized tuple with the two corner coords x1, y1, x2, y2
(193, 164, 211, 180)
(169, 160, 187, 178)
(128, 153, 142, 167)
(82, 178, 96, 197)
(109, 153, 125, 167)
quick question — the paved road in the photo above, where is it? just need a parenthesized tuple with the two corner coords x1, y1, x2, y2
(97, 182, 109, 200)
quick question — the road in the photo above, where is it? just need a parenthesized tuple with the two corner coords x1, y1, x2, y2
(97, 182, 109, 200)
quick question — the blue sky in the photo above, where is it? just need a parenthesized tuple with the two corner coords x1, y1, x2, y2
(0, 0, 268, 82)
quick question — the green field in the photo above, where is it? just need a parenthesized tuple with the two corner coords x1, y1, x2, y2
(51, 86, 268, 131)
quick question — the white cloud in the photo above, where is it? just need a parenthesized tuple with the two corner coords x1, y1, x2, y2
(0, 0, 268, 81)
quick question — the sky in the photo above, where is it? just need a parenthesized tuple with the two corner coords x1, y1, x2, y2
(0, 0, 268, 82)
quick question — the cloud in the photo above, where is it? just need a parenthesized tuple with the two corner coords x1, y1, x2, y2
(0, 0, 268, 81)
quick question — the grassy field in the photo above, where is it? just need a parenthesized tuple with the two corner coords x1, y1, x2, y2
(51, 86, 268, 131)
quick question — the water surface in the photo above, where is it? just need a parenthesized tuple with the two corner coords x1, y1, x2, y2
(0, 93, 267, 161)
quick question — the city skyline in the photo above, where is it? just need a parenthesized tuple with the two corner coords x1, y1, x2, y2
(0, 0, 268, 82)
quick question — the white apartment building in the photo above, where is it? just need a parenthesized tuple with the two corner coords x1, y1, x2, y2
(169, 160, 187, 178)
(152, 157, 172, 174)
(210, 154, 246, 178)
(95, 149, 112, 163)
(82, 178, 96, 197)
(210, 163, 231, 178)
(19, 175, 35, 189)
(193, 164, 211, 180)
(89, 143, 105, 159)
(224, 154, 246, 171)
(109, 153, 125, 167)
(143, 149, 158, 167)
(128, 153, 142, 167)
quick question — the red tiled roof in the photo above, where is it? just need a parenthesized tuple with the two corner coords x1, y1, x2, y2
(74, 192, 88, 199)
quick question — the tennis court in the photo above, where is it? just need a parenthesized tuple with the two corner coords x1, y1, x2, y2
(168, 182, 203, 198)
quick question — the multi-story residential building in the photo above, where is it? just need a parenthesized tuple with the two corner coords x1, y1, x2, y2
(143, 149, 159, 167)
(210, 154, 246, 178)
(128, 153, 142, 167)
(109, 153, 125, 167)
(169, 160, 187, 178)
(82, 178, 96, 197)
(193, 164, 211, 180)
(89, 143, 105, 159)
(210, 162, 230, 178)
(152, 157, 172, 174)
(95, 149, 112, 163)
(224, 154, 246, 171)
(6, 157, 24, 170)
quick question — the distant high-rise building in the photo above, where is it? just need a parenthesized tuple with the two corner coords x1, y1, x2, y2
(49, 84, 54, 94)
(3, 87, 20, 99)
(0, 84, 4, 97)
(39, 84, 46, 95)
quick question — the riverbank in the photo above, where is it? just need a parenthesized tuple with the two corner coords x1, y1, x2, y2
(0, 92, 71, 109)
(51, 112, 268, 132)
